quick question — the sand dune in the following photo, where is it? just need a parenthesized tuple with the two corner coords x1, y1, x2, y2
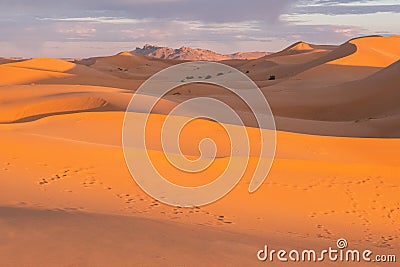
(0, 110, 399, 266)
(2, 205, 397, 267)
(76, 52, 177, 80)
(330, 35, 400, 67)
(7, 57, 78, 72)
(0, 58, 75, 86)
(233, 36, 398, 84)
(0, 207, 268, 267)
(262, 59, 400, 137)
(269, 60, 400, 121)
(1, 55, 399, 137)
(1, 36, 399, 266)
(0, 58, 25, 65)
(0, 85, 131, 123)
(233, 40, 351, 81)
(0, 58, 137, 89)
(308, 59, 400, 121)
(0, 84, 195, 124)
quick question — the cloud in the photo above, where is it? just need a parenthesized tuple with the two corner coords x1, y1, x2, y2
(0, 0, 294, 23)
(293, 0, 400, 15)
(292, 5, 400, 15)
(0, 0, 398, 57)
(0, 0, 297, 57)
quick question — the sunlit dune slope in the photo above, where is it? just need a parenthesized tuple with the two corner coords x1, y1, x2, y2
(330, 35, 400, 67)
(0, 58, 137, 89)
(0, 84, 186, 124)
(0, 110, 399, 263)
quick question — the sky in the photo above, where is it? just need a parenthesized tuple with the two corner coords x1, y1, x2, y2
(0, 0, 399, 58)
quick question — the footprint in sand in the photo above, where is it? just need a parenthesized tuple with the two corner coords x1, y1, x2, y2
(37, 169, 72, 185)
(2, 162, 11, 171)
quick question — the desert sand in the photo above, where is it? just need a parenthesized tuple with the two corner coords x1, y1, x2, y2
(0, 35, 399, 266)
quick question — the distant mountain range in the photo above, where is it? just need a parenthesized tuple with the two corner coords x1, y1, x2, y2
(131, 44, 269, 61)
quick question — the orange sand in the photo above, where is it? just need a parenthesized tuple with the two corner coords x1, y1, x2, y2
(0, 35, 399, 266)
